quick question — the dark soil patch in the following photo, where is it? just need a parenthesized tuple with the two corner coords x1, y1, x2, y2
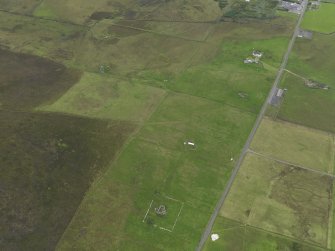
(0, 111, 135, 251)
(0, 49, 81, 110)
(90, 12, 115, 20)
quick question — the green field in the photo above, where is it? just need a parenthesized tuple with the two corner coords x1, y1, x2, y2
(220, 153, 332, 246)
(38, 72, 166, 122)
(277, 72, 335, 133)
(56, 93, 256, 250)
(204, 216, 328, 251)
(287, 33, 335, 88)
(137, 19, 294, 113)
(301, 3, 335, 33)
(0, 1, 304, 250)
(251, 117, 334, 173)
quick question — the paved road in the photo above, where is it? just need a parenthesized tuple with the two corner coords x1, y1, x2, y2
(196, 1, 308, 250)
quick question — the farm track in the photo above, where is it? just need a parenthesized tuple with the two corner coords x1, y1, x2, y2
(248, 149, 335, 178)
(196, 1, 309, 250)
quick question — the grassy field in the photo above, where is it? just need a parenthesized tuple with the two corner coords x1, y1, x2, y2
(301, 3, 335, 33)
(287, 32, 335, 88)
(277, 72, 335, 133)
(56, 93, 256, 250)
(220, 153, 332, 246)
(0, 111, 134, 251)
(0, 11, 85, 65)
(0, 0, 43, 14)
(33, 0, 221, 24)
(136, 18, 296, 113)
(38, 72, 166, 122)
(251, 117, 334, 173)
(203, 216, 328, 251)
(0, 2, 301, 250)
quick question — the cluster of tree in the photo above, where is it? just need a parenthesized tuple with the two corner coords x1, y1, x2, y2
(214, 0, 279, 19)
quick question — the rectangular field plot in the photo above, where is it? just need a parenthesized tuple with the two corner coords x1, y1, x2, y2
(301, 3, 335, 34)
(204, 216, 328, 251)
(250, 117, 334, 173)
(287, 33, 335, 88)
(38, 72, 166, 122)
(137, 21, 295, 113)
(57, 93, 256, 251)
(277, 72, 335, 133)
(143, 195, 183, 232)
(220, 154, 333, 246)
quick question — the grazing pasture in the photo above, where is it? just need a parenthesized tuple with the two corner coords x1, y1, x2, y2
(251, 117, 334, 173)
(301, 3, 335, 33)
(56, 93, 256, 250)
(277, 72, 335, 133)
(38, 72, 166, 122)
(220, 154, 333, 246)
(204, 216, 328, 251)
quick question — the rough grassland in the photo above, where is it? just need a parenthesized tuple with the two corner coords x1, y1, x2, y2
(0, 49, 81, 110)
(57, 93, 256, 251)
(220, 154, 332, 246)
(33, 0, 221, 24)
(333, 182, 335, 250)
(0, 0, 43, 14)
(251, 117, 334, 173)
(0, 111, 134, 251)
(301, 3, 335, 33)
(287, 33, 335, 88)
(38, 72, 166, 122)
(204, 216, 327, 251)
(0, 11, 85, 66)
(278, 72, 335, 133)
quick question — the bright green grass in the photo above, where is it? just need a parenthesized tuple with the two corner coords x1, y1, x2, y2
(33, 1, 58, 19)
(220, 153, 332, 246)
(288, 33, 335, 88)
(301, 3, 335, 33)
(278, 72, 335, 133)
(38, 72, 166, 122)
(251, 117, 334, 173)
(138, 36, 290, 113)
(56, 93, 256, 251)
(204, 216, 328, 251)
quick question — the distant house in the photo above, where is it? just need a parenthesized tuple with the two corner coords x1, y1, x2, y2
(280, 1, 303, 14)
(252, 50, 263, 58)
(244, 58, 256, 64)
